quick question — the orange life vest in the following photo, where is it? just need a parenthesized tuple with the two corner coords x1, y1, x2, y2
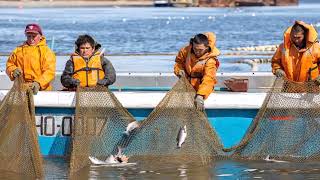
(71, 53, 105, 87)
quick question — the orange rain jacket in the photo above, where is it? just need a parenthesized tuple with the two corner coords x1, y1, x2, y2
(271, 21, 320, 82)
(6, 37, 56, 90)
(174, 32, 220, 99)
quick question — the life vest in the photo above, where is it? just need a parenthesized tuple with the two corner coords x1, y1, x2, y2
(71, 53, 105, 87)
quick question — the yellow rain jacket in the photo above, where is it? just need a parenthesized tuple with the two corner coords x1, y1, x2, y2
(174, 32, 220, 99)
(272, 21, 320, 82)
(71, 52, 105, 87)
(6, 37, 56, 90)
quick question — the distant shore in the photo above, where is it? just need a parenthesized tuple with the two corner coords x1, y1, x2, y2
(0, 0, 154, 8)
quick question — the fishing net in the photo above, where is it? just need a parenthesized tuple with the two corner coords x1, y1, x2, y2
(69, 85, 135, 175)
(122, 77, 224, 164)
(224, 77, 320, 161)
(0, 77, 43, 178)
(70, 76, 225, 175)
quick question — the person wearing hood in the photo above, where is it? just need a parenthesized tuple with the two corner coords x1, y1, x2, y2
(6, 23, 56, 94)
(174, 32, 220, 111)
(272, 21, 320, 83)
(61, 34, 116, 89)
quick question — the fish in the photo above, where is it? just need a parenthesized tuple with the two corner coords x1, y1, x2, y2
(264, 155, 287, 163)
(89, 156, 137, 167)
(177, 125, 187, 148)
(115, 146, 124, 157)
(89, 155, 117, 165)
(124, 121, 140, 135)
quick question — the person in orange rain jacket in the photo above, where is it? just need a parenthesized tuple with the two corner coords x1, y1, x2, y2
(60, 34, 116, 89)
(272, 21, 320, 83)
(174, 32, 220, 111)
(6, 23, 56, 94)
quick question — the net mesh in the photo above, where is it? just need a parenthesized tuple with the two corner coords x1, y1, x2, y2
(0, 77, 43, 178)
(69, 85, 135, 175)
(69, 77, 224, 176)
(224, 77, 320, 161)
(117, 77, 224, 163)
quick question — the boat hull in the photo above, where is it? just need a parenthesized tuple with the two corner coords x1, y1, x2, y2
(35, 107, 257, 156)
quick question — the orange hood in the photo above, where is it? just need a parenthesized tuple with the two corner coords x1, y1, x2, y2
(203, 32, 220, 57)
(283, 21, 318, 50)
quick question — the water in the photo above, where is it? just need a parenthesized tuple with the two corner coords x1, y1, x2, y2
(2, 158, 320, 179)
(0, 54, 269, 72)
(1, 1, 320, 72)
(1, 1, 320, 179)
(0, 2, 319, 54)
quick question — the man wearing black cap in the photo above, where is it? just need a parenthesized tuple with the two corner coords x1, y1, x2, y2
(6, 23, 56, 94)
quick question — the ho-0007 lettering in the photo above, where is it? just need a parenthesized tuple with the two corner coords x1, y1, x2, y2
(35, 115, 73, 136)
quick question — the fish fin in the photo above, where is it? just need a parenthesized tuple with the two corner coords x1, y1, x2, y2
(117, 146, 124, 156)
(89, 156, 106, 165)
(265, 155, 270, 160)
(123, 131, 129, 136)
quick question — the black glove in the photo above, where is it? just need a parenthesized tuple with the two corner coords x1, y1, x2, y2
(275, 69, 285, 78)
(194, 95, 204, 111)
(97, 79, 108, 86)
(315, 76, 320, 86)
(71, 79, 80, 87)
(30, 82, 40, 95)
(12, 68, 22, 78)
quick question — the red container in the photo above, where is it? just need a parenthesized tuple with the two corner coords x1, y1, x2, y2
(224, 78, 249, 92)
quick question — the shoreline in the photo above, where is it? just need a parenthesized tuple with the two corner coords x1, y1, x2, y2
(0, 0, 154, 8)
(0, 0, 300, 8)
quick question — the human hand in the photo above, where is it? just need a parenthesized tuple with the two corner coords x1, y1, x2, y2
(178, 70, 186, 78)
(275, 69, 285, 78)
(97, 79, 108, 86)
(72, 79, 81, 87)
(30, 82, 40, 95)
(12, 68, 22, 78)
(194, 95, 204, 111)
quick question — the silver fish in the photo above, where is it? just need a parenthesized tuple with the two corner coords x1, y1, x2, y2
(89, 147, 126, 165)
(89, 155, 117, 165)
(116, 146, 124, 157)
(124, 121, 140, 135)
(177, 125, 187, 148)
(264, 155, 287, 163)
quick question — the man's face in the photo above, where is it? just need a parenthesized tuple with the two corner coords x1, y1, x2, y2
(79, 42, 95, 58)
(192, 43, 208, 58)
(25, 32, 41, 45)
(291, 31, 305, 48)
